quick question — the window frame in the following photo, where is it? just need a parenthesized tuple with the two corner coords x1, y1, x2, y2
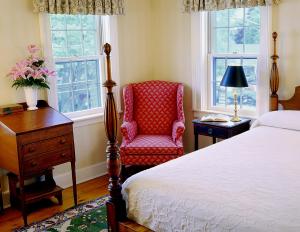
(39, 14, 116, 123)
(191, 6, 272, 118)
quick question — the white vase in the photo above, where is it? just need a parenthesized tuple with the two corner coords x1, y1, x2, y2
(24, 87, 38, 111)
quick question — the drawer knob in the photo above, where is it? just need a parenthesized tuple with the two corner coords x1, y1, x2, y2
(30, 161, 37, 167)
(28, 147, 36, 152)
(61, 153, 67, 157)
(60, 139, 66, 144)
(208, 128, 213, 135)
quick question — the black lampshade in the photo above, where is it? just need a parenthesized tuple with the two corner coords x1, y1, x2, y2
(220, 66, 248, 88)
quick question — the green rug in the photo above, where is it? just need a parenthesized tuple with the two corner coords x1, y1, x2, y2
(15, 196, 109, 232)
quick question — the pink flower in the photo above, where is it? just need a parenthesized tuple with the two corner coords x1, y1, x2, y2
(8, 60, 33, 80)
(41, 68, 56, 78)
(27, 44, 39, 54)
(31, 70, 44, 80)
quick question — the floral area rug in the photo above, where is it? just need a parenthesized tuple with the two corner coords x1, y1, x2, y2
(15, 196, 109, 232)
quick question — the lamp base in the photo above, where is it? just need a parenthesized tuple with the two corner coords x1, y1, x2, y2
(231, 116, 241, 122)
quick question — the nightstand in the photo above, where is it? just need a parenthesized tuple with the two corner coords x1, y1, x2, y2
(192, 118, 251, 150)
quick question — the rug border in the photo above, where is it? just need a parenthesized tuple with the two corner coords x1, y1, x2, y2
(14, 195, 109, 232)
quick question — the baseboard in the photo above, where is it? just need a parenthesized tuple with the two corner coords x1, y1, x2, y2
(2, 162, 107, 209)
(54, 161, 107, 188)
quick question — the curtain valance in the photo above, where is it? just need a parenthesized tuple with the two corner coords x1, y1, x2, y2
(183, 0, 280, 12)
(33, 0, 124, 15)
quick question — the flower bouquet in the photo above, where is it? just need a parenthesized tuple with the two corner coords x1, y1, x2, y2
(7, 45, 55, 110)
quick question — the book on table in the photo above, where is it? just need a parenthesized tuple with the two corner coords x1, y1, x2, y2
(200, 114, 230, 122)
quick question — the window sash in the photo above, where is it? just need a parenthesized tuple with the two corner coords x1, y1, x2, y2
(207, 54, 258, 117)
(206, 8, 260, 116)
(43, 15, 109, 119)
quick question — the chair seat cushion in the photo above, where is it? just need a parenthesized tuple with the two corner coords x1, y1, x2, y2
(123, 135, 179, 155)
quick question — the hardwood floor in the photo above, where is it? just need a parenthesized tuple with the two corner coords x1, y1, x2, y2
(0, 175, 109, 232)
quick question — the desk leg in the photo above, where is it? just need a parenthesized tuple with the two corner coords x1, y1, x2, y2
(71, 161, 77, 206)
(19, 177, 27, 226)
(194, 133, 199, 151)
(213, 137, 216, 144)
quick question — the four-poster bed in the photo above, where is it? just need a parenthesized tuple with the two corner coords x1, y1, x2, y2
(102, 31, 300, 231)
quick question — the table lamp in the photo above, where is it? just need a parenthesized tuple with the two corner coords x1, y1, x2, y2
(220, 66, 248, 122)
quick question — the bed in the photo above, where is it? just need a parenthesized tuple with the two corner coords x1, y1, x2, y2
(102, 33, 300, 231)
(122, 116, 300, 231)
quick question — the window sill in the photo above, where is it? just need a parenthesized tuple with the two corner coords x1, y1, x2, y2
(193, 109, 257, 120)
(69, 113, 104, 128)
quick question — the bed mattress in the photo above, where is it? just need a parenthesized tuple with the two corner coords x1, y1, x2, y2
(122, 126, 300, 232)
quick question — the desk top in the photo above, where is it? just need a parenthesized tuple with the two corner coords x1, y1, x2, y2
(0, 107, 73, 135)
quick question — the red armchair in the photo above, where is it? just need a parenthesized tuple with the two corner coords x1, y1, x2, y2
(120, 80, 185, 166)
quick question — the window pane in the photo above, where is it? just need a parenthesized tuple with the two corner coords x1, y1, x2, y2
(73, 83, 89, 111)
(51, 31, 67, 57)
(50, 15, 66, 30)
(56, 62, 71, 84)
(245, 8, 260, 27)
(214, 58, 226, 83)
(82, 16, 96, 30)
(227, 58, 241, 66)
(66, 15, 81, 30)
(245, 27, 260, 53)
(83, 31, 97, 56)
(87, 60, 99, 82)
(213, 10, 228, 27)
(67, 31, 82, 46)
(57, 84, 73, 113)
(214, 28, 228, 53)
(72, 61, 86, 83)
(88, 83, 101, 108)
(229, 28, 244, 53)
(243, 59, 257, 85)
(214, 83, 226, 107)
(229, 8, 244, 27)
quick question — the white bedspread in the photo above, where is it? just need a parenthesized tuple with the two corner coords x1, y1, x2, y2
(122, 126, 300, 232)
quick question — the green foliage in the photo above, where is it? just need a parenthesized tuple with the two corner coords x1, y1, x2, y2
(12, 77, 50, 89)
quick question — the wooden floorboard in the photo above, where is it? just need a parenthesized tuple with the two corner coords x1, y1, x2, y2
(0, 175, 109, 232)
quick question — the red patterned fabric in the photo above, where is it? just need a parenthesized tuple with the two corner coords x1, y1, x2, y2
(172, 120, 185, 142)
(123, 84, 134, 122)
(133, 81, 178, 135)
(124, 135, 179, 155)
(120, 80, 185, 166)
(120, 121, 137, 143)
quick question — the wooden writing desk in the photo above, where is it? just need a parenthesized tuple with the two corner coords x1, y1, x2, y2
(0, 105, 77, 225)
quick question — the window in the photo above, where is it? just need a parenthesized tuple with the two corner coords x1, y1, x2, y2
(48, 14, 107, 117)
(208, 7, 261, 114)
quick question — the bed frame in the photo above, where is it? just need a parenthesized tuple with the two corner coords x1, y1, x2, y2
(102, 32, 300, 231)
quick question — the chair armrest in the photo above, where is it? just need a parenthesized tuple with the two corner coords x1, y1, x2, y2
(121, 121, 137, 143)
(172, 120, 185, 142)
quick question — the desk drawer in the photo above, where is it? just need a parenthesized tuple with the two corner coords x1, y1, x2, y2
(195, 125, 228, 139)
(23, 148, 72, 176)
(19, 124, 73, 145)
(23, 134, 73, 157)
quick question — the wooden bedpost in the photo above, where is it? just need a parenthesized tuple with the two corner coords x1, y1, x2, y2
(270, 32, 280, 111)
(103, 43, 126, 232)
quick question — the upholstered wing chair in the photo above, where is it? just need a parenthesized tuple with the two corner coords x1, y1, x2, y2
(120, 80, 185, 166)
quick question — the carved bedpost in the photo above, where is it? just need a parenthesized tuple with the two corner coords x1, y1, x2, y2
(103, 43, 126, 232)
(270, 32, 280, 111)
